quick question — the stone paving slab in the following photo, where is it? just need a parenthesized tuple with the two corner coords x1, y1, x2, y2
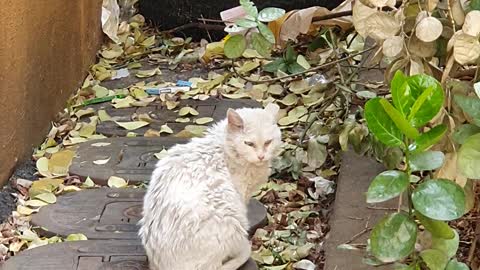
(31, 188, 267, 240)
(69, 137, 188, 185)
(323, 151, 396, 270)
(83, 98, 260, 137)
(2, 239, 258, 270)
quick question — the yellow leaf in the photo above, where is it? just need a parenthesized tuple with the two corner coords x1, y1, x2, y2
(66, 233, 88, 241)
(17, 205, 34, 216)
(107, 176, 128, 188)
(175, 117, 190, 123)
(144, 129, 161, 137)
(178, 107, 199, 116)
(74, 108, 95, 118)
(34, 192, 57, 204)
(195, 117, 214, 125)
(115, 121, 150, 130)
(222, 92, 250, 99)
(29, 178, 64, 197)
(135, 68, 161, 78)
(279, 93, 298, 106)
(48, 150, 75, 176)
(82, 177, 95, 188)
(159, 124, 173, 134)
(36, 157, 50, 177)
(24, 199, 48, 207)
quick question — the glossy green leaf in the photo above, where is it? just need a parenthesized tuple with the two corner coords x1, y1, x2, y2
(454, 95, 480, 126)
(251, 32, 272, 57)
(453, 124, 480, 145)
(379, 99, 420, 139)
(446, 259, 470, 270)
(366, 170, 409, 203)
(415, 211, 455, 239)
(235, 18, 258, 28)
(431, 229, 459, 258)
(409, 150, 444, 172)
(407, 75, 444, 127)
(409, 124, 447, 153)
(287, 62, 305, 74)
(364, 98, 403, 147)
(420, 249, 448, 270)
(458, 133, 480, 179)
(263, 58, 285, 73)
(224, 35, 247, 59)
(258, 22, 275, 44)
(412, 179, 465, 221)
(370, 213, 417, 263)
(258, 7, 286, 22)
(391, 73, 444, 127)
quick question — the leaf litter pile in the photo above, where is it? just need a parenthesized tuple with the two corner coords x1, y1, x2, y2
(1, 1, 478, 269)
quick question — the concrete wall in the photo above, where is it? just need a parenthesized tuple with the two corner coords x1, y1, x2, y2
(0, 0, 103, 185)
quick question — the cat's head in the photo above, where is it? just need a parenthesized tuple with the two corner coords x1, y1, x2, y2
(225, 103, 282, 165)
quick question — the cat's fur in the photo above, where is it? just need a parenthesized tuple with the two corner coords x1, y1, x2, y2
(139, 103, 282, 270)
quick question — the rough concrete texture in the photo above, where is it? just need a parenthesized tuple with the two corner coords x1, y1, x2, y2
(324, 151, 396, 270)
(0, 0, 103, 186)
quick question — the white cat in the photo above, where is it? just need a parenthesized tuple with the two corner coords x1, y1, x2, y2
(139, 103, 282, 270)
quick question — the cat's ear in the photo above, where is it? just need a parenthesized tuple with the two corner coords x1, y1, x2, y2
(264, 103, 279, 120)
(227, 108, 244, 131)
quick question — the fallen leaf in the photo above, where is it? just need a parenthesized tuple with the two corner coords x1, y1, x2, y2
(454, 31, 480, 65)
(98, 110, 112, 122)
(115, 121, 150, 130)
(24, 199, 48, 207)
(82, 177, 95, 188)
(34, 192, 57, 204)
(75, 108, 95, 118)
(365, 11, 400, 40)
(178, 106, 199, 116)
(65, 234, 88, 241)
(154, 149, 168, 159)
(48, 150, 75, 175)
(135, 68, 161, 78)
(383, 36, 404, 57)
(160, 124, 173, 134)
(463, 10, 480, 37)
(195, 117, 214, 124)
(93, 157, 110, 165)
(91, 142, 111, 147)
(175, 117, 190, 123)
(107, 176, 128, 188)
(92, 85, 109, 98)
(36, 157, 50, 177)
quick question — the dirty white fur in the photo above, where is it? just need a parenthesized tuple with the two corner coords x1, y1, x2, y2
(139, 104, 282, 270)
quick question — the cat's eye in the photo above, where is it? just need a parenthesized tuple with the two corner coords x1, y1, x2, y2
(264, 140, 272, 147)
(244, 141, 255, 147)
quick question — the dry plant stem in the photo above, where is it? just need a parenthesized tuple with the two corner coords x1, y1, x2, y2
(467, 221, 480, 264)
(367, 206, 398, 211)
(232, 47, 376, 84)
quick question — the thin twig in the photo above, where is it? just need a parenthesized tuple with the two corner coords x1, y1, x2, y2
(367, 206, 397, 211)
(200, 15, 213, 43)
(345, 228, 372, 244)
(232, 47, 376, 84)
(163, 22, 225, 33)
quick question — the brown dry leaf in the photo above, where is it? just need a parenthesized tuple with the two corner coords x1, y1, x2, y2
(408, 35, 437, 58)
(427, 0, 439, 11)
(453, 32, 480, 65)
(365, 12, 401, 40)
(409, 57, 424, 75)
(353, 1, 377, 38)
(382, 36, 404, 57)
(463, 10, 480, 37)
(450, 0, 465, 25)
(415, 17, 443, 42)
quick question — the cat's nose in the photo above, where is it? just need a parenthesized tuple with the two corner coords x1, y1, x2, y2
(258, 154, 265, 160)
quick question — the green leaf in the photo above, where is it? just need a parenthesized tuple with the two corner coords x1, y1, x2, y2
(431, 229, 459, 258)
(285, 45, 297, 63)
(258, 7, 286, 22)
(287, 62, 306, 74)
(454, 95, 480, 126)
(391, 72, 444, 127)
(240, 0, 258, 17)
(251, 32, 272, 57)
(370, 213, 417, 263)
(458, 133, 480, 178)
(366, 170, 409, 203)
(379, 99, 420, 139)
(224, 35, 247, 59)
(364, 98, 404, 147)
(420, 249, 448, 270)
(407, 75, 444, 127)
(412, 179, 465, 221)
(446, 259, 470, 270)
(453, 124, 480, 144)
(235, 18, 258, 28)
(415, 211, 455, 239)
(258, 22, 275, 44)
(409, 124, 447, 153)
(409, 150, 444, 171)
(263, 58, 285, 73)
